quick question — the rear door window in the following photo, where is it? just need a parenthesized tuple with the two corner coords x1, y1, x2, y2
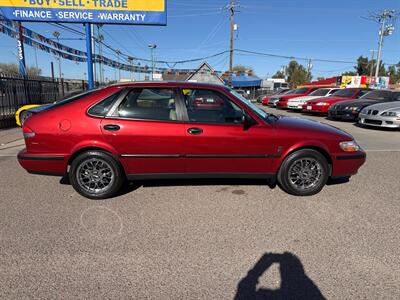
(117, 88, 178, 121)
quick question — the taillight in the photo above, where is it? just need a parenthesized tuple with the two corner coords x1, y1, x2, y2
(22, 126, 35, 139)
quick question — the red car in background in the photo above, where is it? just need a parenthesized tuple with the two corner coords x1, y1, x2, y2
(261, 89, 290, 106)
(276, 87, 319, 109)
(302, 88, 371, 114)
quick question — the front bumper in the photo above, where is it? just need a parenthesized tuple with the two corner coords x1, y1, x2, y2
(358, 113, 400, 129)
(18, 149, 68, 176)
(328, 109, 359, 121)
(331, 151, 366, 177)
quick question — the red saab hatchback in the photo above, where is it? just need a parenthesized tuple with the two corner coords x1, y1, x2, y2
(18, 82, 366, 199)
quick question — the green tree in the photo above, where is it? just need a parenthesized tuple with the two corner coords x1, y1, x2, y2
(285, 60, 309, 87)
(352, 56, 386, 76)
(388, 63, 400, 84)
(272, 70, 285, 79)
(342, 71, 357, 76)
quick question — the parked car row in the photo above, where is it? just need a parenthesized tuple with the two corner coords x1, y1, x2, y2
(262, 87, 400, 129)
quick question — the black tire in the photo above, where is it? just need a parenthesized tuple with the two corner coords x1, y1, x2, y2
(277, 149, 329, 196)
(69, 150, 125, 199)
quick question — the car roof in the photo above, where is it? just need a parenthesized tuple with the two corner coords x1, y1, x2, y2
(110, 81, 229, 90)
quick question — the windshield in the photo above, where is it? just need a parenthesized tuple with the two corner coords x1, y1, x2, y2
(332, 89, 356, 98)
(229, 89, 272, 121)
(292, 88, 309, 94)
(310, 89, 330, 96)
(361, 90, 392, 101)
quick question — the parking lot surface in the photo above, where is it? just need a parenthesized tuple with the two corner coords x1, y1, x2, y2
(0, 112, 399, 299)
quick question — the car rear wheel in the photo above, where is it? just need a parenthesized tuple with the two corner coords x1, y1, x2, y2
(69, 150, 125, 199)
(277, 149, 329, 196)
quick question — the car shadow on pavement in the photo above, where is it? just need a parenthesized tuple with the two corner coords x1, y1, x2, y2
(138, 178, 277, 189)
(60, 175, 349, 198)
(235, 252, 326, 300)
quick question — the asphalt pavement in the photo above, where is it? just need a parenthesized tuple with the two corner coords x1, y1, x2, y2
(0, 111, 399, 299)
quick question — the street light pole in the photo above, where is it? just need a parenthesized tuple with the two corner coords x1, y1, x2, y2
(148, 44, 157, 81)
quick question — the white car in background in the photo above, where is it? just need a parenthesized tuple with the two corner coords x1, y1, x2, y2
(287, 88, 340, 110)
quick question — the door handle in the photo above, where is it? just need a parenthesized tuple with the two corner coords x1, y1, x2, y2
(187, 127, 203, 135)
(103, 124, 120, 131)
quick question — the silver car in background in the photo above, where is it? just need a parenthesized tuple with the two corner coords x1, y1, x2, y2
(268, 89, 293, 106)
(359, 101, 400, 129)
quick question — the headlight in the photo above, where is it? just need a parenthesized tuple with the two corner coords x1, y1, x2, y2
(339, 141, 360, 152)
(381, 111, 398, 117)
(316, 102, 329, 106)
(361, 108, 368, 114)
(345, 106, 361, 112)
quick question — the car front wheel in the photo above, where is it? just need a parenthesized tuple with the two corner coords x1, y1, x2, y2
(69, 150, 125, 199)
(277, 149, 329, 196)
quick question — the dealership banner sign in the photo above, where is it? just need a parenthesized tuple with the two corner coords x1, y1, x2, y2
(0, 0, 166, 25)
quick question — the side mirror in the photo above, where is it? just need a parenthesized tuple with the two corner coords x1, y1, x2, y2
(242, 112, 257, 130)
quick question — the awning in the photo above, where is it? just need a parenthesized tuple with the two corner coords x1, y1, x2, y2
(224, 75, 262, 88)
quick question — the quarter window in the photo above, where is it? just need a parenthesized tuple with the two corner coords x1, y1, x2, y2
(182, 89, 243, 124)
(117, 88, 177, 121)
(88, 90, 122, 117)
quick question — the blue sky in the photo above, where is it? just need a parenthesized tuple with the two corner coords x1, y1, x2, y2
(0, 0, 399, 80)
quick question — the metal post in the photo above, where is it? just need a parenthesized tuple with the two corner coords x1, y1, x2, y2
(85, 23, 94, 90)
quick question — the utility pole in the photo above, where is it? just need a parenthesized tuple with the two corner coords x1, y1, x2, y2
(369, 49, 376, 81)
(367, 10, 397, 79)
(228, 0, 235, 87)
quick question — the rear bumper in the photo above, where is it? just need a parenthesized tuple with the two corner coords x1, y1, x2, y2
(331, 151, 366, 177)
(18, 149, 68, 176)
(302, 104, 329, 114)
(287, 103, 303, 110)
